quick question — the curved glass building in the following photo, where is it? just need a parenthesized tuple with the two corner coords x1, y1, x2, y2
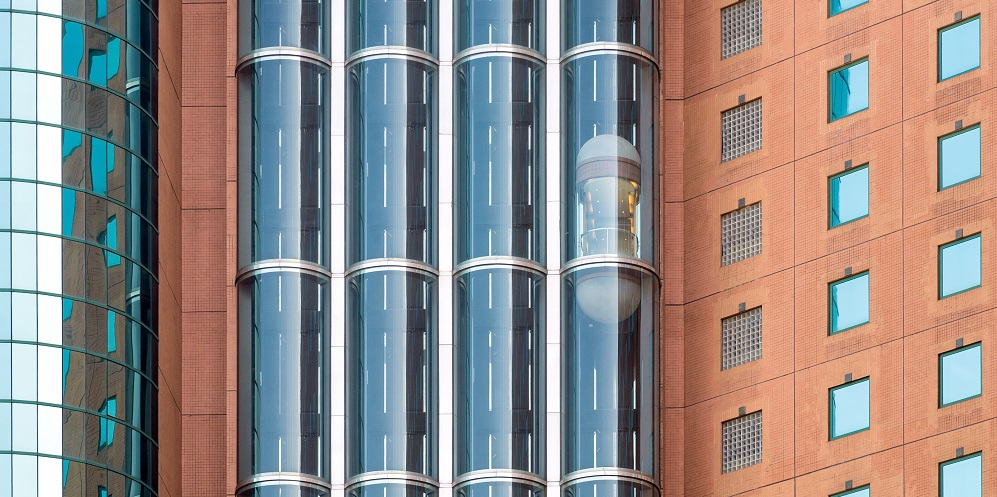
(0, 0, 160, 493)
(236, 0, 331, 494)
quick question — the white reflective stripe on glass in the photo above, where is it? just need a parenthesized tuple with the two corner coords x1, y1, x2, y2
(36, 344, 62, 404)
(939, 343, 982, 407)
(36, 125, 61, 184)
(36, 15, 62, 74)
(36, 235, 60, 294)
(941, 453, 982, 497)
(36, 295, 61, 346)
(35, 185, 60, 234)
(829, 378, 870, 439)
(36, 405, 61, 455)
(11, 454, 37, 497)
(939, 235, 982, 298)
(37, 456, 61, 497)
(36, 74, 61, 125)
(939, 17, 981, 81)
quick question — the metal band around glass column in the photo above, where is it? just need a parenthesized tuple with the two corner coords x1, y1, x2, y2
(235, 46, 333, 73)
(452, 469, 547, 489)
(452, 256, 547, 278)
(560, 468, 659, 490)
(559, 42, 659, 69)
(345, 471, 441, 490)
(235, 258, 335, 284)
(345, 258, 440, 278)
(560, 256, 660, 280)
(345, 46, 440, 67)
(453, 44, 545, 66)
(236, 472, 334, 494)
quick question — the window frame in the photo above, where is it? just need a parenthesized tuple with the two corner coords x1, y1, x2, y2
(939, 451, 983, 497)
(937, 124, 982, 191)
(829, 376, 871, 440)
(828, 58, 870, 123)
(828, 271, 871, 335)
(938, 233, 982, 299)
(939, 342, 983, 407)
(828, 163, 870, 229)
(938, 16, 982, 82)
(828, 0, 869, 18)
(831, 485, 871, 497)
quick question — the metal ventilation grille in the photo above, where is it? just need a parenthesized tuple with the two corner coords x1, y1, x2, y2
(721, 202, 762, 266)
(721, 307, 763, 370)
(721, 98, 763, 162)
(721, 0, 763, 59)
(722, 411, 763, 474)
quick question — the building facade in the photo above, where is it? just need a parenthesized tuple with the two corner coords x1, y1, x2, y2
(2, 0, 996, 496)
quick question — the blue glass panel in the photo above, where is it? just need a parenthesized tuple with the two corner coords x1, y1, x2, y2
(99, 397, 116, 447)
(829, 0, 868, 16)
(107, 38, 121, 80)
(107, 310, 116, 353)
(939, 126, 981, 189)
(829, 60, 869, 122)
(940, 343, 982, 406)
(829, 272, 870, 334)
(105, 216, 120, 266)
(940, 235, 981, 298)
(90, 138, 108, 194)
(939, 17, 980, 81)
(941, 453, 982, 497)
(0, 182, 9, 229)
(829, 165, 869, 228)
(88, 48, 108, 86)
(830, 378, 870, 439)
(97, 0, 107, 19)
(0, 14, 10, 67)
(61, 188, 76, 236)
(62, 22, 85, 78)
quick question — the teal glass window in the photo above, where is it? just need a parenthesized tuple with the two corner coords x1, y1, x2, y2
(939, 17, 981, 81)
(939, 234, 982, 298)
(832, 485, 870, 497)
(829, 165, 869, 228)
(939, 343, 982, 407)
(829, 272, 870, 334)
(940, 452, 982, 497)
(829, 0, 868, 16)
(938, 125, 981, 190)
(98, 397, 116, 448)
(829, 59, 869, 122)
(62, 22, 85, 78)
(829, 377, 870, 439)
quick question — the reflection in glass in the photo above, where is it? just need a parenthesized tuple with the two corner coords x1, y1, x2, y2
(562, 0, 655, 53)
(939, 234, 982, 298)
(348, 0, 436, 54)
(454, 268, 544, 476)
(829, 0, 867, 16)
(939, 343, 982, 407)
(829, 272, 869, 334)
(346, 270, 437, 478)
(455, 56, 544, 264)
(939, 17, 980, 81)
(455, 481, 543, 497)
(456, 0, 542, 52)
(562, 265, 656, 476)
(347, 58, 437, 266)
(562, 54, 656, 264)
(237, 271, 330, 480)
(829, 378, 870, 439)
(239, 0, 328, 55)
(940, 453, 982, 497)
(348, 483, 436, 497)
(828, 165, 869, 228)
(238, 58, 330, 268)
(562, 479, 658, 497)
(238, 485, 331, 497)
(829, 59, 869, 122)
(938, 125, 981, 190)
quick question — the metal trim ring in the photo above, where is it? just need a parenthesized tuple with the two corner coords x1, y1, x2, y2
(559, 468, 659, 489)
(345, 258, 440, 277)
(453, 44, 546, 65)
(235, 259, 334, 284)
(560, 256, 659, 279)
(345, 47, 440, 67)
(452, 469, 546, 489)
(236, 47, 333, 72)
(344, 471, 440, 490)
(559, 42, 659, 69)
(452, 257, 547, 277)
(235, 472, 333, 494)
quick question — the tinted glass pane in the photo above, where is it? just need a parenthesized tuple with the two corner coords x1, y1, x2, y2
(939, 17, 980, 81)
(456, 0, 542, 52)
(940, 235, 982, 298)
(830, 378, 870, 439)
(829, 60, 869, 121)
(829, 165, 869, 228)
(239, 0, 328, 55)
(562, 0, 655, 53)
(829, 273, 869, 334)
(832, 487, 870, 497)
(348, 0, 436, 54)
(939, 126, 981, 189)
(941, 453, 982, 497)
(829, 0, 867, 16)
(940, 343, 982, 406)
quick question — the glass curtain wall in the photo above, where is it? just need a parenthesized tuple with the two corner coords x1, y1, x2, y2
(0, 0, 160, 494)
(452, 2, 545, 497)
(560, 2, 659, 497)
(345, 1, 439, 497)
(236, 0, 331, 494)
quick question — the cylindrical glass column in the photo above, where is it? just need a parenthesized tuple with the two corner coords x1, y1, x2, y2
(347, 0, 437, 55)
(239, 0, 329, 55)
(346, 269, 438, 477)
(561, 0, 655, 54)
(455, 0, 543, 53)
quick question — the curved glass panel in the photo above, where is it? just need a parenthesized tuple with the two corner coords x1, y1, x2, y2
(562, 54, 657, 265)
(347, 0, 437, 54)
(239, 0, 328, 55)
(562, 480, 658, 497)
(346, 270, 438, 478)
(454, 56, 544, 264)
(239, 484, 331, 497)
(346, 58, 437, 266)
(562, 265, 657, 476)
(454, 268, 544, 476)
(455, 481, 543, 497)
(237, 271, 330, 480)
(238, 58, 330, 268)
(349, 483, 436, 497)
(455, 0, 543, 53)
(562, 0, 655, 53)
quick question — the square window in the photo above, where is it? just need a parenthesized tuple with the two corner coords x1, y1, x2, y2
(829, 165, 869, 228)
(829, 59, 869, 122)
(939, 17, 981, 81)
(829, 0, 868, 16)
(721, 99, 763, 162)
(720, 202, 762, 266)
(829, 272, 870, 334)
(721, 410, 763, 474)
(829, 377, 870, 439)
(938, 125, 981, 190)
(832, 486, 870, 497)
(721, 306, 763, 370)
(940, 452, 982, 497)
(939, 342, 982, 407)
(939, 234, 982, 298)
(721, 0, 762, 59)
